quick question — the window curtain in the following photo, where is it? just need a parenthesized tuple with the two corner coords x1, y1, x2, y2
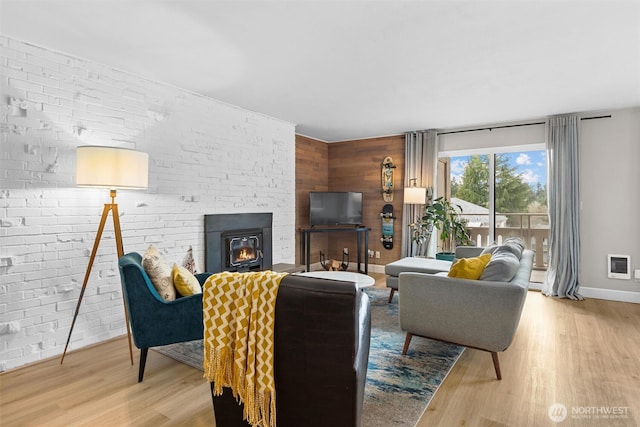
(402, 130, 437, 257)
(543, 114, 583, 300)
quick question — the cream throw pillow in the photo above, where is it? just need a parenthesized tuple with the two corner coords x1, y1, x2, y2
(172, 263, 202, 296)
(142, 245, 176, 301)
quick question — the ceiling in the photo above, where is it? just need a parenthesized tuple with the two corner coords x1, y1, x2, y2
(2, 0, 639, 142)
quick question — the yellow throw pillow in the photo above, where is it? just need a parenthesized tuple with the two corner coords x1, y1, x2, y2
(448, 253, 492, 280)
(172, 263, 202, 296)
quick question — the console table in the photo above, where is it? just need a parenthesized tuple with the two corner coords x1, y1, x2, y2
(300, 226, 370, 274)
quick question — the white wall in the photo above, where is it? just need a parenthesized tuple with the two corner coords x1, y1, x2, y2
(579, 107, 640, 299)
(0, 36, 296, 371)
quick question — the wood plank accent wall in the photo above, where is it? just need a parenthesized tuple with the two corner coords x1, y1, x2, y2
(328, 136, 405, 266)
(295, 133, 405, 268)
(295, 135, 329, 264)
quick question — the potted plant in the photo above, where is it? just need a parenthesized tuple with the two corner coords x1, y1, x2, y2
(409, 218, 433, 257)
(409, 187, 433, 257)
(421, 197, 471, 261)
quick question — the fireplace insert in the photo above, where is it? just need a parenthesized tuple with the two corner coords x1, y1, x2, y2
(226, 233, 262, 271)
(205, 213, 273, 273)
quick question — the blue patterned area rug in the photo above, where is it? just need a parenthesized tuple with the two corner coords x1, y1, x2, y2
(154, 287, 463, 427)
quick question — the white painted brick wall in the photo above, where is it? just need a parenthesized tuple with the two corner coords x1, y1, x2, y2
(0, 36, 296, 372)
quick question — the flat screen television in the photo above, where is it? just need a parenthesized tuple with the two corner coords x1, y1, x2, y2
(309, 191, 363, 226)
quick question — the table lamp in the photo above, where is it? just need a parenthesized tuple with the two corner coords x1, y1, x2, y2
(61, 146, 149, 365)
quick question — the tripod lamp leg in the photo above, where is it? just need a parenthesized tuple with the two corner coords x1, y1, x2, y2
(110, 203, 134, 365)
(61, 204, 110, 364)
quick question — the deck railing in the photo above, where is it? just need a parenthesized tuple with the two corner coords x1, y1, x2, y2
(462, 212, 549, 270)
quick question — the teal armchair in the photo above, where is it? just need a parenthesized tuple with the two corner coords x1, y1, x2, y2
(118, 252, 210, 382)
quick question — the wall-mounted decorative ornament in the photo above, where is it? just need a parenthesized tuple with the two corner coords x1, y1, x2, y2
(146, 108, 167, 122)
(73, 125, 86, 137)
(181, 195, 200, 203)
(45, 160, 59, 173)
(381, 156, 396, 202)
(9, 97, 28, 117)
(13, 125, 27, 136)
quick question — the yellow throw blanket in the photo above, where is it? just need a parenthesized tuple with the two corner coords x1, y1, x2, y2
(203, 270, 287, 427)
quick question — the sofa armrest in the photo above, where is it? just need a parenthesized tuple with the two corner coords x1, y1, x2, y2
(398, 272, 528, 352)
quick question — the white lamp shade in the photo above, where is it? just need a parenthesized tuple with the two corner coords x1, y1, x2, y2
(404, 186, 426, 204)
(76, 146, 149, 189)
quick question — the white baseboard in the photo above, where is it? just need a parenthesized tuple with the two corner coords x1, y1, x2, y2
(578, 287, 640, 304)
(528, 282, 544, 291)
(529, 282, 640, 304)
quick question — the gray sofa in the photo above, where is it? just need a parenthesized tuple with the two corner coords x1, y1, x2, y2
(385, 257, 453, 302)
(398, 245, 534, 379)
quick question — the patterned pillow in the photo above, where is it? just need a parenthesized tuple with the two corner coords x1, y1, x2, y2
(172, 263, 202, 297)
(181, 245, 199, 274)
(141, 245, 176, 301)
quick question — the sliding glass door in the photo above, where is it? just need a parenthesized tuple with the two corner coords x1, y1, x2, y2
(444, 148, 549, 280)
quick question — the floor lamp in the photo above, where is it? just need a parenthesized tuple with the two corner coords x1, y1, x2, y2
(404, 179, 427, 257)
(61, 146, 149, 365)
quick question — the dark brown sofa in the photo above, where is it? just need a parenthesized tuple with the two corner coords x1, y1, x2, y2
(210, 274, 371, 427)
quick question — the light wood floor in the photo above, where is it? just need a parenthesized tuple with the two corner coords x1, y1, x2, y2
(2, 274, 639, 426)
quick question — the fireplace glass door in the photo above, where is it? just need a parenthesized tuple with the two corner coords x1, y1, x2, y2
(228, 235, 261, 268)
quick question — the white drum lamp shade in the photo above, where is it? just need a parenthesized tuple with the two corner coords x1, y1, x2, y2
(76, 146, 149, 189)
(404, 186, 426, 205)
